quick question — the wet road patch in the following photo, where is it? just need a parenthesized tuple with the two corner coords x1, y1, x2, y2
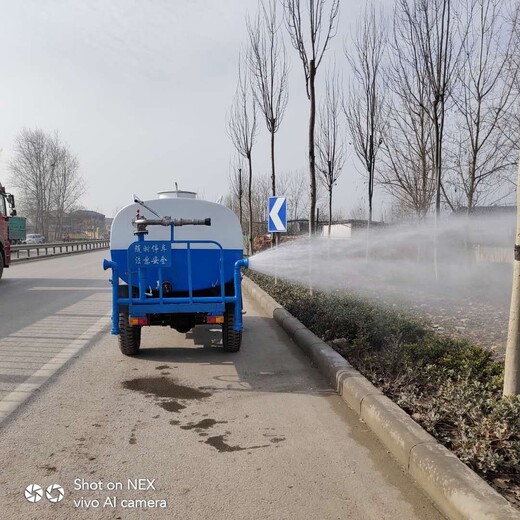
(180, 419, 227, 430)
(159, 400, 185, 413)
(123, 377, 277, 455)
(40, 464, 57, 475)
(204, 435, 269, 453)
(122, 377, 211, 414)
(129, 424, 138, 445)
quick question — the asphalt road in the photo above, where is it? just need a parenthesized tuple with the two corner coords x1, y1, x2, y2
(0, 252, 443, 519)
(0, 251, 111, 407)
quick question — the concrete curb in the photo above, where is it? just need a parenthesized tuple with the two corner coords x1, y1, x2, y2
(243, 276, 520, 520)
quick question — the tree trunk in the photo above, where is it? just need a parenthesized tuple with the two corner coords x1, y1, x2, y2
(247, 153, 254, 256)
(366, 162, 373, 260)
(368, 163, 374, 224)
(432, 101, 443, 281)
(504, 156, 520, 396)
(271, 128, 278, 247)
(238, 168, 243, 232)
(434, 101, 442, 216)
(328, 188, 332, 237)
(368, 130, 374, 225)
(467, 148, 477, 214)
(270, 129, 276, 196)
(308, 60, 317, 237)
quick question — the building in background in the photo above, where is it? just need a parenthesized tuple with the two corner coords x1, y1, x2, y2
(61, 210, 106, 240)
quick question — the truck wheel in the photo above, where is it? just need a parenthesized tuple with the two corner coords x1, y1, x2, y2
(0, 251, 4, 280)
(118, 313, 141, 356)
(222, 304, 242, 352)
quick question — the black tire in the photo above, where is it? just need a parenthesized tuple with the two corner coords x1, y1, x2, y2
(0, 250, 3, 280)
(222, 303, 242, 352)
(118, 312, 141, 356)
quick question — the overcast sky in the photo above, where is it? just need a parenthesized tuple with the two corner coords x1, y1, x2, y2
(0, 0, 386, 218)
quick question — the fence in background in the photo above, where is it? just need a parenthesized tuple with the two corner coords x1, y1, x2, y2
(11, 240, 109, 262)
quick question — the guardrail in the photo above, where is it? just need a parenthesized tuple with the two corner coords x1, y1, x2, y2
(11, 240, 109, 261)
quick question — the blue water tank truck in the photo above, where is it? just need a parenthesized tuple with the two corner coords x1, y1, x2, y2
(103, 190, 248, 356)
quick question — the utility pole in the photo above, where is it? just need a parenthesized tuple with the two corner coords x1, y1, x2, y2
(504, 156, 520, 396)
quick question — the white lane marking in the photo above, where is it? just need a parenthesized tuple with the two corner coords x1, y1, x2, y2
(0, 294, 110, 425)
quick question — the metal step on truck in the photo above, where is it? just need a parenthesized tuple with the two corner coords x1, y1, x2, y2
(103, 190, 248, 356)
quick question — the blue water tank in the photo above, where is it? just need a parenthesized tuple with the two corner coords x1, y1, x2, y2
(110, 192, 243, 294)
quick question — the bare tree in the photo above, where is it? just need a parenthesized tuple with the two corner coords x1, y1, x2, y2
(277, 169, 311, 222)
(227, 58, 258, 255)
(380, 102, 436, 217)
(345, 2, 386, 226)
(284, 0, 340, 235)
(381, 16, 436, 218)
(285, 170, 307, 221)
(228, 156, 245, 232)
(51, 146, 83, 240)
(251, 172, 272, 225)
(395, 0, 460, 216)
(247, 0, 289, 199)
(10, 129, 53, 235)
(449, 0, 518, 212)
(316, 68, 346, 233)
(226, 169, 324, 238)
(253, 170, 325, 233)
(10, 128, 84, 239)
(509, 2, 520, 150)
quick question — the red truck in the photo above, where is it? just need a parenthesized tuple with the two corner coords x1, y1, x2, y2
(0, 183, 17, 280)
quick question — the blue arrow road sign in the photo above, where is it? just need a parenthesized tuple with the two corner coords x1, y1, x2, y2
(268, 196, 287, 232)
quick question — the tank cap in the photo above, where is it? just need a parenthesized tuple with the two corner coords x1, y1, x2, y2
(157, 190, 197, 199)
